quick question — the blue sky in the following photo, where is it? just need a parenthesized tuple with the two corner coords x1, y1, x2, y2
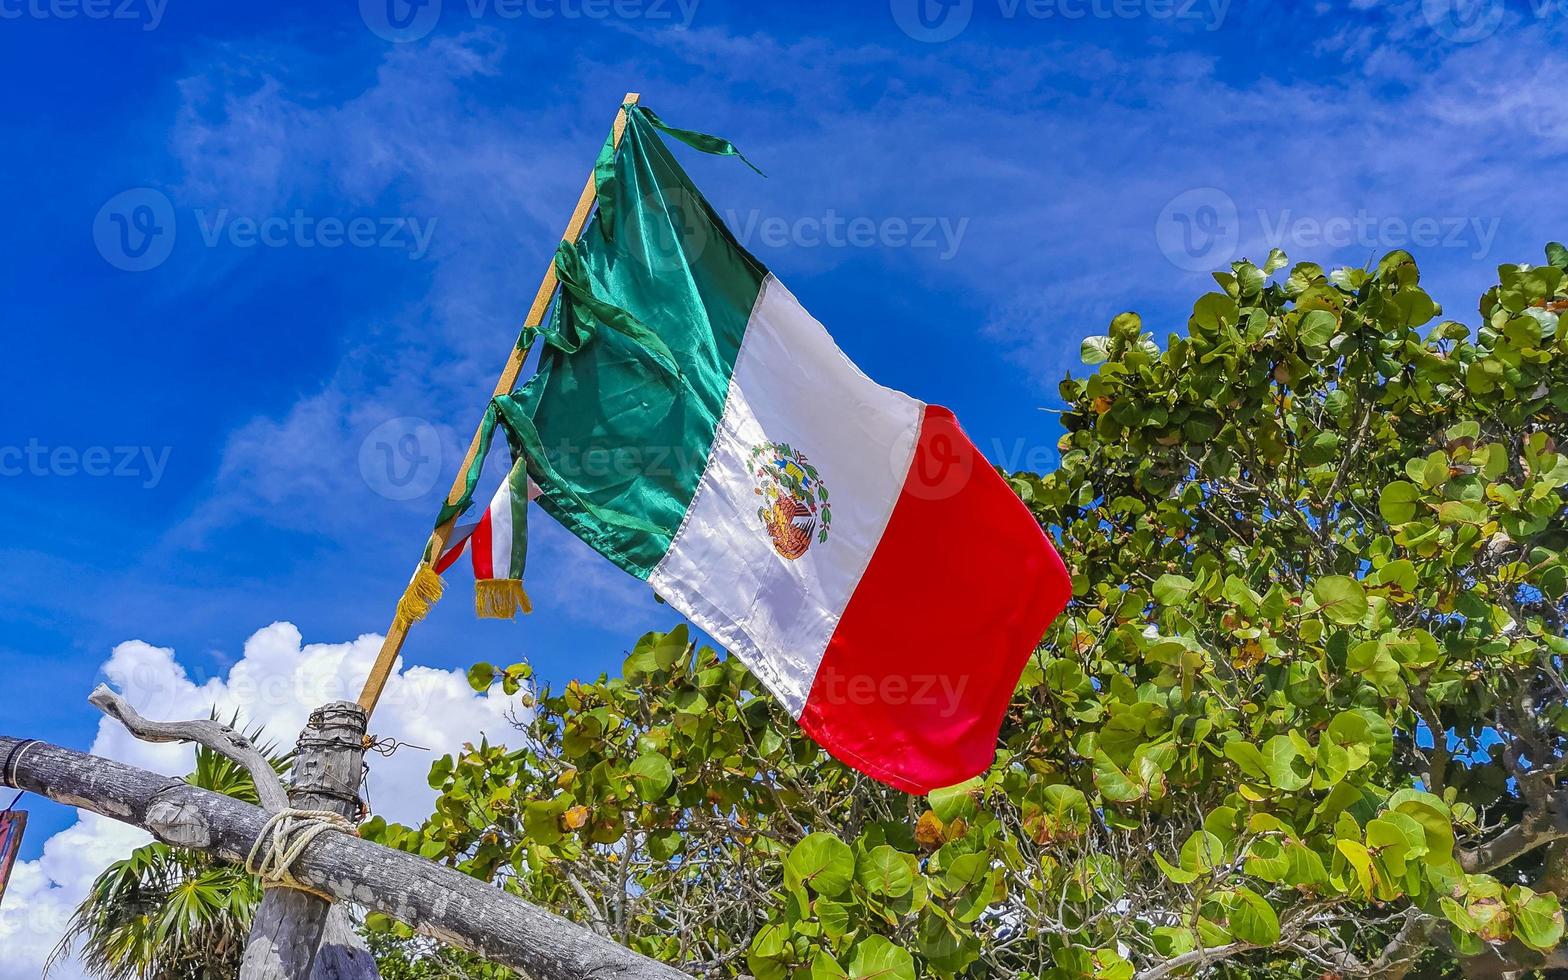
(1, 0, 1564, 863)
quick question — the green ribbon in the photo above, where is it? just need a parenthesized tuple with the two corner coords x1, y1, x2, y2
(435, 400, 501, 531)
(534, 240, 681, 379)
(637, 106, 765, 177)
(594, 103, 763, 243)
(434, 394, 666, 538)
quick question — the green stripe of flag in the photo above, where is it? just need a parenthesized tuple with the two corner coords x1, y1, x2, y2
(511, 106, 769, 578)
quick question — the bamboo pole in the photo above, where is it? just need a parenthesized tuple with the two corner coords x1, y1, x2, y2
(357, 93, 640, 715)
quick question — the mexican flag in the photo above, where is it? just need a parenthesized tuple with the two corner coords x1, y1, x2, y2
(443, 105, 1070, 793)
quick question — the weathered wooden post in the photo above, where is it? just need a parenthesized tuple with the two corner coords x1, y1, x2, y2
(241, 701, 373, 980)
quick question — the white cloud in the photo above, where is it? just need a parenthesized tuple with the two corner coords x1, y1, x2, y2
(0, 622, 524, 980)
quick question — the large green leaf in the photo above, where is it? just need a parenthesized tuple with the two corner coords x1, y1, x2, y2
(1262, 735, 1311, 791)
(1298, 309, 1337, 349)
(1226, 887, 1281, 945)
(847, 936, 917, 980)
(1153, 573, 1195, 605)
(1328, 709, 1395, 768)
(1313, 575, 1368, 625)
(628, 752, 674, 801)
(1030, 784, 1091, 841)
(1378, 481, 1421, 524)
(857, 845, 916, 898)
(786, 833, 855, 897)
(1514, 891, 1566, 951)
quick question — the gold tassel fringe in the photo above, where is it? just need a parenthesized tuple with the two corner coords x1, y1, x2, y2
(392, 564, 446, 631)
(476, 578, 532, 619)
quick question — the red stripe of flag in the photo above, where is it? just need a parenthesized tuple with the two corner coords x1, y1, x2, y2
(434, 522, 479, 574)
(471, 509, 495, 580)
(797, 406, 1070, 794)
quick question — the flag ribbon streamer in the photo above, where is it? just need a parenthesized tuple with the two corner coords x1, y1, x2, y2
(526, 240, 682, 380)
(592, 103, 763, 245)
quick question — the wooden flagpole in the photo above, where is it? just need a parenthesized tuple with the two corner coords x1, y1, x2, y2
(357, 92, 641, 716)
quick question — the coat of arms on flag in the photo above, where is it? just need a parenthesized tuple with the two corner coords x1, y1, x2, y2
(751, 443, 829, 560)
(405, 101, 1071, 794)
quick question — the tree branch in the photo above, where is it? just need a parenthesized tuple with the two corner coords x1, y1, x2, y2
(1135, 942, 1250, 980)
(562, 869, 612, 938)
(1365, 907, 1432, 979)
(1409, 687, 1449, 798)
(1461, 799, 1568, 874)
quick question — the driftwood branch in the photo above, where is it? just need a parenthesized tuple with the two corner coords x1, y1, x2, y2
(1, 734, 693, 980)
(86, 688, 378, 979)
(89, 683, 291, 813)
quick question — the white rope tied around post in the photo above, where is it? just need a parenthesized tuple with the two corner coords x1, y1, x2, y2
(245, 807, 359, 899)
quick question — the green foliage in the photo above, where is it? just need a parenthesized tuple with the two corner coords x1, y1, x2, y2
(377, 246, 1568, 977)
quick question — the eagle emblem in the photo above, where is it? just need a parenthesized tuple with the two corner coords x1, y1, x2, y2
(750, 442, 831, 560)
